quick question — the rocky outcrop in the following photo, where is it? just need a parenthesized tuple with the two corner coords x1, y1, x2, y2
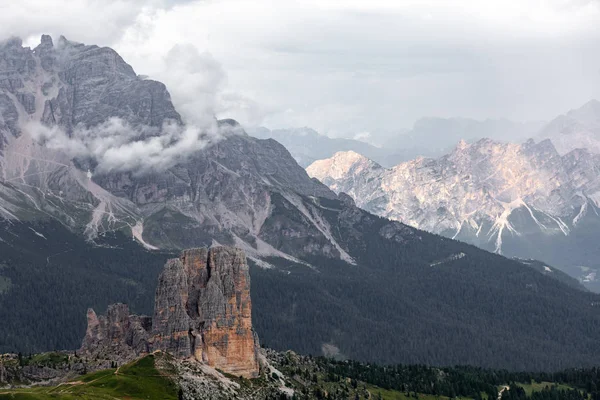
(80, 304, 152, 366)
(153, 247, 258, 377)
(80, 246, 259, 378)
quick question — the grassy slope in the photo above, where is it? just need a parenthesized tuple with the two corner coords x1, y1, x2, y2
(516, 382, 577, 396)
(0, 355, 178, 400)
(365, 386, 484, 400)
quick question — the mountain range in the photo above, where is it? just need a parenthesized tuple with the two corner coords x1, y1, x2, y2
(251, 118, 543, 168)
(538, 99, 600, 155)
(2, 35, 600, 371)
(307, 133, 600, 291)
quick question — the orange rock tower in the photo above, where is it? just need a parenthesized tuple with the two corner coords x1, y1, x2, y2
(81, 247, 260, 378)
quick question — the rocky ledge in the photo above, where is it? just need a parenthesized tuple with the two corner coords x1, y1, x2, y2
(80, 246, 260, 378)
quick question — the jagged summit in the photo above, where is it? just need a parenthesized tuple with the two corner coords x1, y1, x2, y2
(0, 34, 354, 265)
(307, 137, 600, 272)
(81, 246, 260, 378)
(307, 150, 381, 182)
(38, 34, 53, 47)
(538, 99, 600, 155)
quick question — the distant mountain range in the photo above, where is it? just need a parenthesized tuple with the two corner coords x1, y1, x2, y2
(249, 126, 415, 167)
(538, 99, 600, 155)
(307, 109, 600, 291)
(3, 35, 600, 371)
(251, 118, 543, 168)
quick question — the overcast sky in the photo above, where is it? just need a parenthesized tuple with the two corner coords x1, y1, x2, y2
(2, 0, 600, 139)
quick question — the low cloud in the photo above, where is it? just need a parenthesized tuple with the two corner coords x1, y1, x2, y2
(353, 131, 372, 142)
(147, 43, 267, 128)
(27, 117, 222, 174)
(155, 45, 226, 127)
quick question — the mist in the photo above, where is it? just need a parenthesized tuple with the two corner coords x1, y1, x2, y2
(2, 0, 600, 143)
(27, 118, 222, 174)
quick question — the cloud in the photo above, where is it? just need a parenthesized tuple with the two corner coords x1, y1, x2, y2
(155, 44, 226, 127)
(108, 0, 600, 138)
(149, 44, 268, 128)
(27, 117, 221, 174)
(353, 131, 372, 142)
(1, 0, 147, 46)
(3, 0, 600, 141)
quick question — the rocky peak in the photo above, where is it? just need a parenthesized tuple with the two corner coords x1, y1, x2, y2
(307, 150, 381, 182)
(567, 99, 600, 125)
(35, 35, 54, 53)
(455, 138, 469, 151)
(39, 35, 53, 46)
(80, 304, 152, 367)
(538, 100, 600, 155)
(308, 136, 600, 255)
(153, 246, 258, 378)
(80, 247, 259, 378)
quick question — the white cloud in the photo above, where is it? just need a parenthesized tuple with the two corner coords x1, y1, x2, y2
(3, 0, 600, 139)
(27, 117, 220, 173)
(157, 44, 226, 127)
(353, 131, 372, 142)
(0, 0, 148, 46)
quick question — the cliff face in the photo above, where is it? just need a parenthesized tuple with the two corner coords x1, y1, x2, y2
(80, 247, 259, 378)
(153, 247, 258, 377)
(307, 139, 600, 256)
(0, 35, 352, 267)
(80, 304, 152, 367)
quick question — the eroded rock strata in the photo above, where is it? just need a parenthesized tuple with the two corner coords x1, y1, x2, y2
(80, 246, 259, 378)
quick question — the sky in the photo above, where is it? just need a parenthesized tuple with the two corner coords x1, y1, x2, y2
(2, 0, 600, 140)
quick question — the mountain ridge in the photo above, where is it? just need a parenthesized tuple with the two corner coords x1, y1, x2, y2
(307, 137, 600, 289)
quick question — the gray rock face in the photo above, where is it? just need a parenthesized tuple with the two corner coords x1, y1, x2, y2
(152, 258, 194, 358)
(307, 138, 600, 284)
(80, 304, 151, 366)
(152, 247, 259, 378)
(0, 35, 422, 272)
(80, 246, 260, 378)
(43, 35, 180, 131)
(0, 34, 361, 267)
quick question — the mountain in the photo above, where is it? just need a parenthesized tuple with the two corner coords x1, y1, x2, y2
(249, 126, 414, 167)
(251, 118, 542, 169)
(306, 139, 600, 290)
(538, 100, 600, 155)
(2, 35, 600, 371)
(80, 247, 260, 378)
(0, 35, 346, 265)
